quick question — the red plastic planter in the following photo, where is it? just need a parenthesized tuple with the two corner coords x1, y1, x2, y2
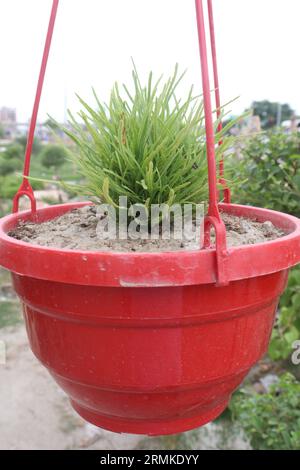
(0, 201, 300, 435)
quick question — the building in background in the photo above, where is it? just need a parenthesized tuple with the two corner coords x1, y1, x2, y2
(0, 107, 17, 140)
(0, 107, 16, 124)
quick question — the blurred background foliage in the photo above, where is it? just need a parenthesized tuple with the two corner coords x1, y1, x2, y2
(225, 129, 300, 449)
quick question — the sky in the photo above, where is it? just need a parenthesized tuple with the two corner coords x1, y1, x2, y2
(0, 0, 299, 122)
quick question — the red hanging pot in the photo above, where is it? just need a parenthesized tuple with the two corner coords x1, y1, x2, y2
(1, 0, 300, 436)
(0, 202, 300, 435)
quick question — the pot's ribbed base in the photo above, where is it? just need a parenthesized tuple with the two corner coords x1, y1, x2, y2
(70, 399, 228, 436)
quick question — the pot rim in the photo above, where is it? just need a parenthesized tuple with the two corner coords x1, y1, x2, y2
(0, 201, 300, 287)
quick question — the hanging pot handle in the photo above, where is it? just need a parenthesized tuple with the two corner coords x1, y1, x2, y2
(195, 0, 229, 285)
(207, 0, 231, 203)
(12, 0, 60, 215)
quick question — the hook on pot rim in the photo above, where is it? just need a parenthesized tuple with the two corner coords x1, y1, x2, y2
(13, 179, 37, 215)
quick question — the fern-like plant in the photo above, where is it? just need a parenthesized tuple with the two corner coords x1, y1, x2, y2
(53, 64, 232, 221)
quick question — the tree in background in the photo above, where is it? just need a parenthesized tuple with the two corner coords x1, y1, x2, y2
(0, 143, 24, 176)
(0, 125, 5, 139)
(232, 131, 300, 216)
(2, 143, 23, 160)
(41, 144, 68, 169)
(251, 100, 294, 129)
(15, 136, 42, 155)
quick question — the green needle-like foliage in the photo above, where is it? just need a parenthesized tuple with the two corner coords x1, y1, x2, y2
(54, 64, 232, 218)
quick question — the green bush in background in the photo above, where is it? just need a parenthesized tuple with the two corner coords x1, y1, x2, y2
(232, 130, 300, 361)
(15, 136, 42, 156)
(232, 131, 300, 217)
(229, 373, 300, 450)
(0, 125, 5, 139)
(0, 157, 22, 176)
(0, 143, 24, 176)
(0, 175, 21, 199)
(226, 132, 300, 449)
(0, 175, 44, 200)
(40, 144, 68, 169)
(2, 143, 24, 161)
(269, 266, 300, 360)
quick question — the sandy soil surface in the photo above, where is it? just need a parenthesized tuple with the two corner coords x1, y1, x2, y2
(10, 205, 285, 252)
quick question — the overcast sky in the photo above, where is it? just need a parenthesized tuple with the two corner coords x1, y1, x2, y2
(1, 0, 299, 122)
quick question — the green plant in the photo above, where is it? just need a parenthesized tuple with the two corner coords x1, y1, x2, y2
(53, 64, 232, 223)
(0, 300, 22, 329)
(40, 144, 68, 169)
(0, 143, 24, 176)
(0, 156, 22, 176)
(16, 136, 42, 155)
(232, 131, 300, 217)
(269, 265, 300, 360)
(0, 175, 44, 199)
(251, 100, 294, 129)
(0, 200, 12, 218)
(231, 130, 300, 361)
(230, 373, 300, 450)
(0, 125, 5, 139)
(2, 143, 24, 161)
(0, 175, 22, 198)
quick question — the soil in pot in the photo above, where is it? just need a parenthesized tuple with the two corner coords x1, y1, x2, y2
(8, 205, 285, 252)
